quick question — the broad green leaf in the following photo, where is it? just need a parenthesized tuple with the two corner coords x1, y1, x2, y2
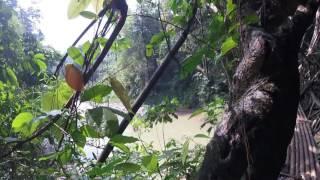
(12, 113, 46, 137)
(172, 15, 186, 25)
(112, 142, 130, 153)
(58, 147, 72, 164)
(97, 37, 108, 46)
(115, 163, 141, 173)
(80, 84, 112, 103)
(86, 107, 119, 138)
(33, 53, 45, 60)
(80, 11, 97, 19)
(226, 0, 236, 16)
(27, 116, 48, 136)
(150, 32, 165, 45)
(228, 22, 240, 33)
(86, 107, 104, 126)
(142, 155, 158, 173)
(71, 130, 86, 147)
(112, 37, 132, 51)
(82, 41, 91, 54)
(67, 46, 84, 66)
(80, 125, 99, 138)
(67, 0, 91, 19)
(12, 112, 33, 133)
(35, 59, 47, 72)
(91, 45, 101, 62)
(32, 54, 47, 72)
(109, 77, 132, 112)
(6, 67, 19, 86)
(181, 139, 189, 165)
(146, 44, 153, 57)
(221, 37, 238, 56)
(41, 82, 73, 112)
(180, 50, 204, 78)
(208, 15, 225, 43)
(110, 135, 138, 144)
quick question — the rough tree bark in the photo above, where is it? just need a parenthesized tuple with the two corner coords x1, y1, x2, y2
(198, 1, 319, 179)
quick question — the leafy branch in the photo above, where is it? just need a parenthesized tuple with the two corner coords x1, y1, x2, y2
(1, 0, 128, 160)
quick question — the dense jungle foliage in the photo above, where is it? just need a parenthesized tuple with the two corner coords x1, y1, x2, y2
(1, 0, 320, 179)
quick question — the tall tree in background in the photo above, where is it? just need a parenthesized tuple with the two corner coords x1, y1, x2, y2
(0, 0, 59, 87)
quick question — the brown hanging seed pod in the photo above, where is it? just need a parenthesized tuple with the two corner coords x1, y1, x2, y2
(65, 64, 84, 91)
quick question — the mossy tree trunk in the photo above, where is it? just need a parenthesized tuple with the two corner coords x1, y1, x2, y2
(198, 1, 319, 179)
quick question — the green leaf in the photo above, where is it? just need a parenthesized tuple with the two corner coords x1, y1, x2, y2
(36, 59, 47, 72)
(58, 147, 72, 164)
(80, 125, 99, 138)
(12, 112, 33, 133)
(181, 139, 189, 165)
(39, 153, 58, 161)
(112, 143, 130, 153)
(142, 155, 158, 173)
(172, 15, 186, 25)
(41, 82, 73, 112)
(109, 77, 132, 112)
(80, 84, 112, 103)
(189, 109, 205, 119)
(180, 50, 204, 78)
(67, 46, 84, 66)
(82, 41, 91, 54)
(86, 107, 119, 138)
(115, 163, 141, 173)
(208, 15, 225, 43)
(97, 37, 108, 46)
(71, 130, 86, 147)
(146, 44, 153, 57)
(34, 53, 46, 60)
(226, 0, 236, 16)
(112, 37, 132, 51)
(6, 67, 19, 86)
(194, 134, 210, 139)
(110, 135, 138, 144)
(67, 0, 91, 19)
(150, 32, 165, 45)
(33, 54, 47, 72)
(221, 37, 238, 56)
(80, 11, 97, 19)
(12, 114, 47, 137)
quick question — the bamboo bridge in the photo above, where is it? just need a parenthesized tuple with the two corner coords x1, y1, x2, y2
(279, 106, 320, 180)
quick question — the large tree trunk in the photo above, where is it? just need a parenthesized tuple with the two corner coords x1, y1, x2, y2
(198, 1, 318, 179)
